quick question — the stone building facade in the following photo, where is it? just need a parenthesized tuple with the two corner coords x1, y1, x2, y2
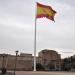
(38, 49, 61, 71)
(0, 53, 32, 71)
(0, 49, 61, 71)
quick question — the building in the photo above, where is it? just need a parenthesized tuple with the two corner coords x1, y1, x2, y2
(0, 49, 61, 71)
(38, 49, 61, 71)
(72, 55, 75, 58)
(0, 53, 33, 71)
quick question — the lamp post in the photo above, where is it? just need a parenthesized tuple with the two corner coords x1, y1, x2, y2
(2, 54, 5, 69)
(1, 54, 7, 75)
(14, 51, 19, 75)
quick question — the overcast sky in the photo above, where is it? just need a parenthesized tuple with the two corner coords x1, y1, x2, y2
(0, 0, 75, 58)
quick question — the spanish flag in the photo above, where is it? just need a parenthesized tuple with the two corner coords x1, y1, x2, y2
(36, 2, 56, 21)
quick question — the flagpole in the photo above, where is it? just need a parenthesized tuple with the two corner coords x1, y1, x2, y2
(34, 18, 37, 71)
(33, 2, 37, 71)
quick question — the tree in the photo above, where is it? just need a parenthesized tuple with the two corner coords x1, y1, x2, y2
(36, 63, 45, 71)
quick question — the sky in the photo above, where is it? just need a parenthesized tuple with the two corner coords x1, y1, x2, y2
(0, 0, 75, 58)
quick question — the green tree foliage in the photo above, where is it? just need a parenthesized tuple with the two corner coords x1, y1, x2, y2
(62, 56, 75, 71)
(36, 63, 45, 71)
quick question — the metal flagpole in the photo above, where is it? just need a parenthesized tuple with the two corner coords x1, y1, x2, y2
(33, 2, 56, 71)
(33, 2, 37, 71)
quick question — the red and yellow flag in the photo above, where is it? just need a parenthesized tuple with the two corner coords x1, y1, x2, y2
(36, 2, 56, 21)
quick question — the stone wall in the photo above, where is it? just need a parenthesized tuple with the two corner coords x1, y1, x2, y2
(0, 54, 32, 71)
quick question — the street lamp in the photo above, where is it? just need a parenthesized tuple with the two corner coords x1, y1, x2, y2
(2, 54, 5, 69)
(1, 54, 7, 75)
(14, 51, 19, 75)
(1, 54, 8, 69)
